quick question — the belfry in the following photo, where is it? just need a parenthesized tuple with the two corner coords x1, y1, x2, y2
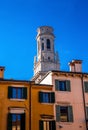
(32, 26, 60, 82)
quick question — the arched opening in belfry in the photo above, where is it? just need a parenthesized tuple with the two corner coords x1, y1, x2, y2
(42, 43, 44, 50)
(46, 39, 51, 49)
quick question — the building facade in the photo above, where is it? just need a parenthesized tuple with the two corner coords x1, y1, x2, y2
(39, 61, 88, 130)
(0, 66, 55, 130)
(0, 69, 30, 130)
(31, 83, 55, 130)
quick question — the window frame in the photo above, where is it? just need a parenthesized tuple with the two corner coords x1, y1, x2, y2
(84, 81, 88, 93)
(8, 86, 27, 100)
(56, 105, 73, 122)
(7, 113, 25, 130)
(39, 91, 55, 103)
(55, 80, 71, 92)
(39, 120, 56, 130)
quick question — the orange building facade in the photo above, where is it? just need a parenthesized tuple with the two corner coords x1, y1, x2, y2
(0, 67, 55, 130)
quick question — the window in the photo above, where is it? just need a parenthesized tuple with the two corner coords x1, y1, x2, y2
(56, 105, 73, 122)
(84, 81, 88, 92)
(8, 86, 27, 99)
(42, 43, 44, 50)
(7, 113, 25, 130)
(48, 57, 50, 61)
(86, 107, 88, 119)
(39, 92, 55, 103)
(46, 39, 51, 49)
(55, 80, 71, 91)
(39, 120, 56, 130)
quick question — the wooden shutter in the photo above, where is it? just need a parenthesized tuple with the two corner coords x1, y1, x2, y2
(56, 105, 60, 122)
(68, 106, 73, 122)
(84, 82, 88, 92)
(21, 113, 25, 130)
(8, 86, 12, 98)
(39, 120, 43, 130)
(7, 113, 12, 130)
(49, 120, 56, 130)
(66, 80, 71, 91)
(55, 80, 59, 91)
(23, 87, 27, 99)
(86, 107, 88, 119)
(51, 92, 55, 103)
(39, 92, 43, 102)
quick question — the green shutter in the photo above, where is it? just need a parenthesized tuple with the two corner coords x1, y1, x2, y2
(86, 107, 88, 119)
(39, 120, 43, 130)
(23, 87, 27, 99)
(84, 82, 88, 92)
(21, 113, 25, 130)
(51, 92, 55, 103)
(7, 113, 12, 130)
(39, 92, 43, 102)
(8, 86, 12, 98)
(55, 80, 59, 91)
(66, 80, 71, 91)
(68, 106, 73, 122)
(56, 105, 60, 122)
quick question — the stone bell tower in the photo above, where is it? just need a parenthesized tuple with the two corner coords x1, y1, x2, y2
(32, 26, 60, 83)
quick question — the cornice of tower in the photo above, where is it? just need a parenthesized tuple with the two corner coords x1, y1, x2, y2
(36, 32, 55, 39)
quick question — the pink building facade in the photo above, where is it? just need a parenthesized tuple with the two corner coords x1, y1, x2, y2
(39, 61, 88, 130)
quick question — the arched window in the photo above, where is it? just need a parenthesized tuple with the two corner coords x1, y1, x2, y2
(42, 43, 44, 50)
(47, 39, 51, 49)
(48, 57, 50, 61)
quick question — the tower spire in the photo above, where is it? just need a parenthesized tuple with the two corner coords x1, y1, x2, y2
(32, 26, 60, 83)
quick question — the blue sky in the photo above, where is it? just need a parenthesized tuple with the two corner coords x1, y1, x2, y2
(0, 0, 88, 80)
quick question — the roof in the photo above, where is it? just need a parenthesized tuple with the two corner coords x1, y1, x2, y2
(39, 70, 88, 83)
(0, 78, 30, 83)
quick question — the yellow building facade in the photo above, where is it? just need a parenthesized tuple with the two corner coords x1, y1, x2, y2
(0, 67, 55, 130)
(0, 79, 30, 130)
(31, 83, 55, 130)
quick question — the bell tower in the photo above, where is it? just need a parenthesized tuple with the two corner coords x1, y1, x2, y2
(32, 26, 60, 82)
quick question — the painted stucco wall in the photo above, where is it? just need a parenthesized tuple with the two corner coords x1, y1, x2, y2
(52, 74, 86, 130)
(0, 81, 30, 130)
(31, 84, 54, 130)
(40, 72, 87, 130)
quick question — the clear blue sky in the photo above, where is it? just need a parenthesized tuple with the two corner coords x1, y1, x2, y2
(0, 0, 88, 80)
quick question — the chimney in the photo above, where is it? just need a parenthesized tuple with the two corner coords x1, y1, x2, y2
(0, 66, 5, 78)
(68, 60, 82, 72)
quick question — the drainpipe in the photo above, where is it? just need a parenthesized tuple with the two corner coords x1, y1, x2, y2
(81, 74, 87, 130)
(29, 82, 32, 130)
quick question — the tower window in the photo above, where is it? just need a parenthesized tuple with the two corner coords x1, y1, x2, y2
(42, 43, 44, 50)
(48, 57, 50, 60)
(47, 39, 51, 49)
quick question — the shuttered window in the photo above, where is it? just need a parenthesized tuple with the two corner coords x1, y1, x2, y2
(39, 92, 55, 103)
(55, 80, 71, 91)
(7, 113, 25, 130)
(39, 120, 56, 130)
(56, 105, 73, 122)
(84, 82, 88, 92)
(8, 86, 27, 99)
